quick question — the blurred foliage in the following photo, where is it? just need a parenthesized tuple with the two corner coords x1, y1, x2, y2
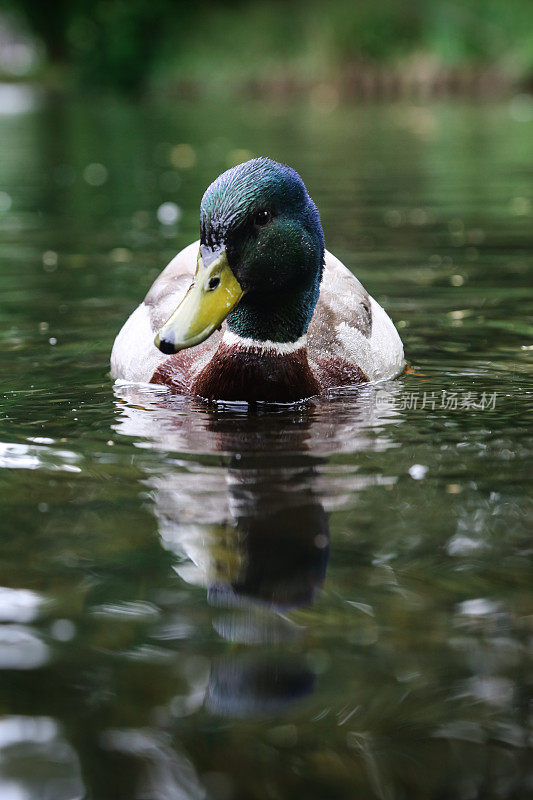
(1, 0, 533, 91)
(3, 0, 176, 90)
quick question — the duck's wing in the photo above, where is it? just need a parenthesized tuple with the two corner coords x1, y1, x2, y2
(111, 239, 224, 382)
(308, 250, 404, 382)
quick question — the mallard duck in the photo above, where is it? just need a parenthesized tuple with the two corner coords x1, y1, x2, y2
(111, 158, 404, 402)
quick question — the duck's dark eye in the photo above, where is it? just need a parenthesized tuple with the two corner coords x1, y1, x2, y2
(208, 276, 220, 290)
(253, 209, 272, 228)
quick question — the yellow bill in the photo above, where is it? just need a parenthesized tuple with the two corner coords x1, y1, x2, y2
(154, 249, 243, 354)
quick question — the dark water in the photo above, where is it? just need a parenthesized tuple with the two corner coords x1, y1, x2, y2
(0, 88, 531, 799)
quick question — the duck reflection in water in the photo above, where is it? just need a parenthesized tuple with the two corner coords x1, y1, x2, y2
(204, 448, 328, 717)
(113, 383, 397, 718)
(116, 393, 335, 716)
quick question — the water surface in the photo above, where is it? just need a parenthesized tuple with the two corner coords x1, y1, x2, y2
(0, 92, 531, 799)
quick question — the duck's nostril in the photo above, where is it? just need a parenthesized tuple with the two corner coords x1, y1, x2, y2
(208, 276, 220, 290)
(156, 332, 176, 354)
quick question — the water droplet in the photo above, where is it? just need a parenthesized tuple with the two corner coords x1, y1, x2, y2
(409, 464, 427, 480)
(170, 144, 196, 169)
(83, 162, 108, 186)
(0, 191, 12, 212)
(50, 619, 76, 641)
(42, 251, 58, 270)
(157, 202, 181, 225)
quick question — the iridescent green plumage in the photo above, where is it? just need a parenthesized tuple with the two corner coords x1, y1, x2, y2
(200, 158, 325, 343)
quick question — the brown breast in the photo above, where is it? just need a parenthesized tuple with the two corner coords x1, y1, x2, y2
(150, 342, 367, 402)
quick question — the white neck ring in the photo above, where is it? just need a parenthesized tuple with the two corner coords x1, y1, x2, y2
(222, 330, 307, 355)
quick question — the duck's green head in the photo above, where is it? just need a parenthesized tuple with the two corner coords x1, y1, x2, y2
(155, 158, 325, 353)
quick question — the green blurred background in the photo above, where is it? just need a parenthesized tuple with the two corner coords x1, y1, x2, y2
(1, 0, 532, 95)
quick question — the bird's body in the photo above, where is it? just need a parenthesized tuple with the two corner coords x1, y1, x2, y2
(112, 242, 403, 401)
(111, 159, 404, 402)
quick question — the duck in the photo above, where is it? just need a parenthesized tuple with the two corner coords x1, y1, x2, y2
(111, 158, 404, 402)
